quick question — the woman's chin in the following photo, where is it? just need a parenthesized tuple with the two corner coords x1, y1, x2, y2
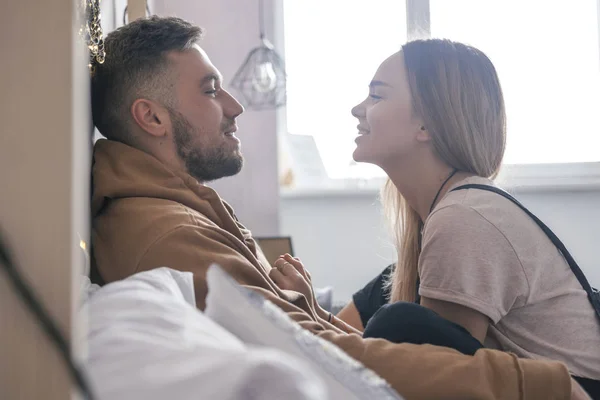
(352, 147, 371, 164)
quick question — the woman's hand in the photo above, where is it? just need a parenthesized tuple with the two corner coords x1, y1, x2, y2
(269, 254, 328, 319)
(570, 378, 591, 400)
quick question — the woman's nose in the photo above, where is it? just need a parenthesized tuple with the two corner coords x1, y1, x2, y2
(351, 100, 365, 119)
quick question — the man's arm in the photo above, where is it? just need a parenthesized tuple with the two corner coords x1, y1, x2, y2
(136, 225, 574, 400)
(313, 330, 573, 400)
(135, 224, 323, 324)
(265, 300, 575, 400)
(136, 224, 278, 310)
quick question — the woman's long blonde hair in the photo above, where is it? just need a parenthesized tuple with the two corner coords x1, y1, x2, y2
(384, 39, 506, 303)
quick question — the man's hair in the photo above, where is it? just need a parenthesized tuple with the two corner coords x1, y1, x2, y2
(91, 16, 203, 142)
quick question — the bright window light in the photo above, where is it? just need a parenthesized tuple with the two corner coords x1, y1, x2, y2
(430, 0, 600, 165)
(284, 0, 600, 180)
(283, 0, 406, 179)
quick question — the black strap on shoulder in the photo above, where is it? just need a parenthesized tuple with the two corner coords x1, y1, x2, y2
(452, 184, 600, 321)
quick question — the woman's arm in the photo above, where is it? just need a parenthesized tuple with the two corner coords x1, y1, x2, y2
(420, 296, 489, 343)
(419, 204, 529, 343)
(336, 301, 364, 331)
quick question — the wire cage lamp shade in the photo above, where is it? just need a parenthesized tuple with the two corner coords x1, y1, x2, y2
(231, 39, 287, 110)
(231, 0, 287, 110)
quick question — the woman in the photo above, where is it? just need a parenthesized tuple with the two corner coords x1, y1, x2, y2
(270, 39, 600, 395)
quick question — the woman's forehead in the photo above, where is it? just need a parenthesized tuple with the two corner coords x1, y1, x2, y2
(372, 51, 411, 98)
(373, 51, 406, 86)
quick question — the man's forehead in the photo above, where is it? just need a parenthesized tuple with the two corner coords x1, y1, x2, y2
(167, 44, 221, 80)
(190, 43, 209, 60)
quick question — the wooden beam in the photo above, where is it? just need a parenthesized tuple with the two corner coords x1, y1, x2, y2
(128, 0, 147, 22)
(0, 0, 89, 399)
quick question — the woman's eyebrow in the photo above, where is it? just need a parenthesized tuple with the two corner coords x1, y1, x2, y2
(369, 80, 393, 88)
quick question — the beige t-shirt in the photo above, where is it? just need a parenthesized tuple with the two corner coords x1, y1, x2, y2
(419, 176, 600, 379)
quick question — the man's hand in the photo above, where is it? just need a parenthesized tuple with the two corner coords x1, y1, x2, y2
(269, 254, 328, 319)
(571, 378, 591, 400)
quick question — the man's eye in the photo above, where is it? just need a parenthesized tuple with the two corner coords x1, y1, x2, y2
(369, 94, 382, 100)
(205, 89, 217, 96)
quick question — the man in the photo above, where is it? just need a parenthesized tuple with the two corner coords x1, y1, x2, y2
(90, 16, 586, 400)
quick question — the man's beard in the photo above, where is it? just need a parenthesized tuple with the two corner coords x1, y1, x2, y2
(169, 109, 243, 183)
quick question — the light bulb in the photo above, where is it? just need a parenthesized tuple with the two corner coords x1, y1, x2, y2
(251, 62, 277, 93)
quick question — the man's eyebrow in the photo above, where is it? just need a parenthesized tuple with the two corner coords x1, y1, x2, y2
(369, 80, 393, 88)
(200, 73, 222, 85)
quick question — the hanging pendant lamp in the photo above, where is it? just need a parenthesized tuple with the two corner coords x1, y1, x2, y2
(231, 0, 287, 110)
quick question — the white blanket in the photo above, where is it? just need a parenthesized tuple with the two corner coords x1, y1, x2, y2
(80, 267, 326, 400)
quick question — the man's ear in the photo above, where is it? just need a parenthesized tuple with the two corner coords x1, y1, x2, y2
(416, 125, 432, 143)
(130, 99, 169, 138)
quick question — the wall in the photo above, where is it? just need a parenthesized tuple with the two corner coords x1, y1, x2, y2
(152, 0, 281, 236)
(281, 188, 600, 304)
(100, 0, 160, 34)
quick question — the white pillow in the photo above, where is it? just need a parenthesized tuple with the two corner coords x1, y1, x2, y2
(79, 275, 101, 304)
(205, 265, 403, 400)
(82, 267, 327, 400)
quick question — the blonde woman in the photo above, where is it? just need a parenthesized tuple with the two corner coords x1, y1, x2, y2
(272, 39, 600, 396)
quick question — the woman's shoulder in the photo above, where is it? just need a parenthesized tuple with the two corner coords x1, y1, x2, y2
(424, 175, 549, 258)
(440, 176, 499, 208)
(425, 176, 496, 227)
(427, 175, 567, 279)
(431, 176, 524, 230)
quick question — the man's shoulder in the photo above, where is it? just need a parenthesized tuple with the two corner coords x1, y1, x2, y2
(113, 196, 215, 228)
(93, 196, 222, 282)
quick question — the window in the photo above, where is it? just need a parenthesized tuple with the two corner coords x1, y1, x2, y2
(283, 0, 600, 181)
(429, 0, 600, 165)
(283, 0, 406, 179)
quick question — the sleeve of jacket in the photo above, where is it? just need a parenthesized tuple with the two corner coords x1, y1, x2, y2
(135, 224, 278, 310)
(135, 226, 572, 400)
(314, 330, 572, 400)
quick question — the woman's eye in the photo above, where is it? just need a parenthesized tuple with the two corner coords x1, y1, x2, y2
(205, 88, 218, 96)
(369, 93, 382, 100)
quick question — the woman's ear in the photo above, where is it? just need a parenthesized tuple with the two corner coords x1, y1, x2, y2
(130, 99, 168, 138)
(416, 125, 432, 142)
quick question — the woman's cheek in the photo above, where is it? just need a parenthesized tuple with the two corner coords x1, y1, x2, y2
(367, 102, 393, 136)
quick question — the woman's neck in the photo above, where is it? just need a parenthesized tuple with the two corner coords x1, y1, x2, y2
(384, 158, 473, 222)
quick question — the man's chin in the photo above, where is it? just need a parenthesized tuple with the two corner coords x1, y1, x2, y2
(224, 158, 244, 178)
(214, 155, 244, 180)
(185, 154, 244, 183)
